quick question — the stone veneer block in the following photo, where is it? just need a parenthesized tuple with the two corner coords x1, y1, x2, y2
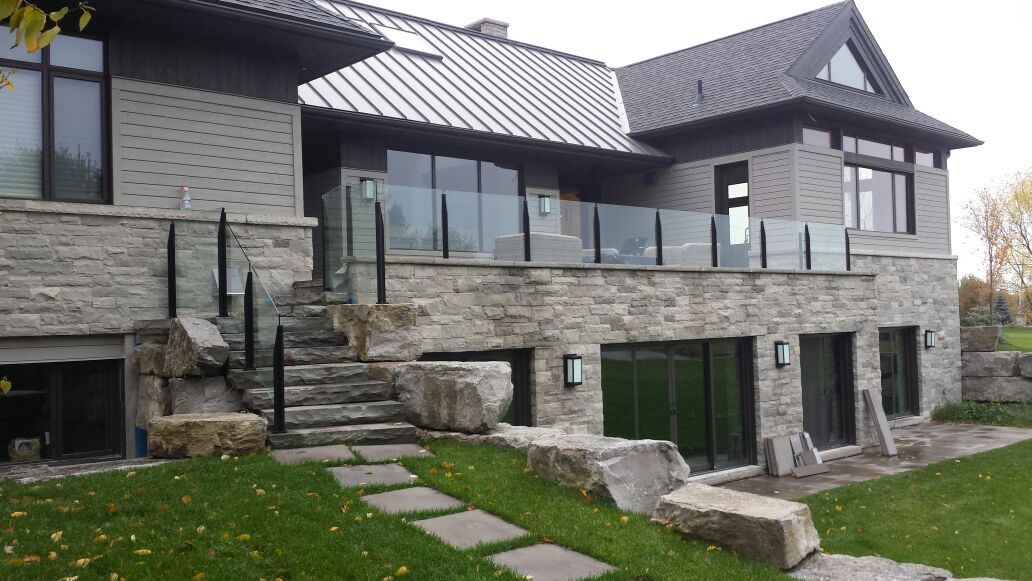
(329, 464, 416, 487)
(148, 412, 266, 458)
(133, 343, 169, 377)
(961, 351, 1018, 377)
(271, 445, 355, 465)
(362, 487, 465, 514)
(412, 509, 528, 548)
(353, 443, 431, 461)
(169, 376, 242, 414)
(327, 304, 422, 362)
(489, 544, 615, 581)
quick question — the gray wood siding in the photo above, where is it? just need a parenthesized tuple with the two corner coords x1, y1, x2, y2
(796, 145, 845, 224)
(112, 79, 304, 217)
(749, 148, 794, 220)
(849, 166, 951, 255)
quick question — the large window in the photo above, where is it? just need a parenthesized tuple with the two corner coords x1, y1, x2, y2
(843, 165, 912, 233)
(880, 328, 918, 418)
(0, 34, 107, 202)
(817, 43, 880, 94)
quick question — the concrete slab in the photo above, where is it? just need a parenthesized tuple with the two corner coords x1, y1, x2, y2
(271, 445, 355, 465)
(363, 486, 465, 514)
(353, 443, 432, 462)
(489, 544, 615, 581)
(329, 464, 417, 487)
(413, 509, 528, 548)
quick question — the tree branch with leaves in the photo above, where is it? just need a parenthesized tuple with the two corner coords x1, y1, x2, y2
(962, 187, 1011, 320)
(0, 0, 93, 90)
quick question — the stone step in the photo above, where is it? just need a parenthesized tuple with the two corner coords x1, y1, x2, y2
(217, 316, 332, 335)
(275, 292, 353, 307)
(228, 345, 357, 369)
(260, 401, 407, 429)
(293, 279, 324, 291)
(242, 381, 392, 408)
(283, 304, 328, 318)
(228, 363, 369, 390)
(267, 422, 418, 448)
(222, 330, 349, 350)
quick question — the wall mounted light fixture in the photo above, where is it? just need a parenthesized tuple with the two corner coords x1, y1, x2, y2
(539, 195, 552, 215)
(775, 341, 791, 367)
(925, 330, 937, 349)
(564, 354, 583, 387)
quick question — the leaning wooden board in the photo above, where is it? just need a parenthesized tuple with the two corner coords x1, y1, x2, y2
(863, 389, 898, 456)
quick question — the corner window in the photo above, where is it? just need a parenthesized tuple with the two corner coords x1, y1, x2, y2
(915, 149, 936, 168)
(843, 165, 911, 234)
(802, 127, 832, 148)
(817, 43, 880, 94)
(842, 135, 905, 162)
(0, 33, 107, 203)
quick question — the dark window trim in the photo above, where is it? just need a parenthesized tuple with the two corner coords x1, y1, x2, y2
(815, 40, 885, 97)
(0, 33, 111, 204)
(879, 326, 920, 419)
(714, 161, 749, 214)
(800, 333, 857, 449)
(844, 163, 915, 235)
(843, 152, 912, 174)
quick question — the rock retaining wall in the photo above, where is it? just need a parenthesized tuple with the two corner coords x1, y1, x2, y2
(962, 351, 1032, 402)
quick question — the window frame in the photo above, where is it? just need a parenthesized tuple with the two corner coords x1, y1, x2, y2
(815, 41, 883, 96)
(844, 163, 914, 235)
(0, 34, 111, 204)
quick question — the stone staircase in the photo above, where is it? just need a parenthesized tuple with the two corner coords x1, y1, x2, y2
(222, 281, 418, 448)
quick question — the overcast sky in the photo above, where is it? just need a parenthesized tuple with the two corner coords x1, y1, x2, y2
(364, 0, 1031, 279)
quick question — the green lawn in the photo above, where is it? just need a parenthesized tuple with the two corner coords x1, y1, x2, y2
(997, 326, 1032, 351)
(802, 439, 1032, 581)
(0, 441, 786, 580)
(934, 401, 1032, 428)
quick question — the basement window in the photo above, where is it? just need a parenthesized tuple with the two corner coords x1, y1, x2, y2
(372, 24, 442, 58)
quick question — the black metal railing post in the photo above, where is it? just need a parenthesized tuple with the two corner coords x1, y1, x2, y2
(593, 204, 602, 264)
(374, 200, 388, 304)
(760, 220, 768, 269)
(217, 208, 228, 318)
(804, 224, 812, 270)
(167, 222, 177, 319)
(272, 322, 286, 434)
(845, 228, 852, 271)
(522, 197, 532, 262)
(243, 272, 255, 370)
(322, 194, 330, 292)
(710, 215, 718, 267)
(654, 209, 664, 266)
(441, 192, 450, 259)
(345, 185, 354, 257)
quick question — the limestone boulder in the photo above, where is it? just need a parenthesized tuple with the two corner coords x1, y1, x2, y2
(393, 362, 512, 433)
(169, 376, 243, 414)
(961, 352, 1018, 377)
(133, 343, 169, 377)
(421, 423, 567, 451)
(1018, 353, 1032, 378)
(136, 375, 171, 429)
(328, 304, 422, 362)
(163, 317, 229, 377)
(960, 326, 1001, 352)
(653, 482, 819, 570)
(962, 376, 1032, 403)
(527, 434, 691, 514)
(148, 413, 266, 458)
(790, 552, 953, 580)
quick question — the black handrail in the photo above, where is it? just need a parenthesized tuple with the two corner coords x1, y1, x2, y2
(845, 228, 852, 271)
(374, 200, 387, 304)
(272, 322, 285, 434)
(654, 210, 664, 266)
(217, 209, 228, 318)
(243, 271, 255, 370)
(167, 222, 177, 319)
(710, 216, 718, 267)
(593, 205, 602, 264)
(760, 220, 768, 269)
(522, 198, 532, 262)
(441, 192, 450, 259)
(804, 224, 812, 270)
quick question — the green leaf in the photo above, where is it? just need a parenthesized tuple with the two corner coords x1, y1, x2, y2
(0, 0, 18, 22)
(78, 8, 90, 31)
(36, 23, 58, 49)
(48, 6, 67, 22)
(9, 3, 26, 34)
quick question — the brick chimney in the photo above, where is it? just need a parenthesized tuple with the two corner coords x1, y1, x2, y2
(464, 18, 509, 39)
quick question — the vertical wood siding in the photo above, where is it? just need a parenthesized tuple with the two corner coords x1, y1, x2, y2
(111, 78, 303, 216)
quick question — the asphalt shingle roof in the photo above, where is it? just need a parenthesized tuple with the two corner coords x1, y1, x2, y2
(206, 0, 376, 35)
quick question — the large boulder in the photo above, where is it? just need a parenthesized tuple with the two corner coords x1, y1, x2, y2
(421, 423, 567, 451)
(962, 376, 1032, 403)
(960, 326, 1001, 352)
(1018, 353, 1032, 378)
(169, 376, 242, 414)
(653, 482, 819, 570)
(527, 434, 691, 514)
(328, 304, 422, 362)
(133, 343, 169, 377)
(136, 375, 171, 429)
(148, 412, 266, 458)
(961, 351, 1018, 377)
(790, 552, 952, 580)
(393, 362, 512, 433)
(163, 317, 229, 377)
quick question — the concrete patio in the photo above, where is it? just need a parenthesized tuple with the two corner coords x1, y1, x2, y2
(723, 422, 1032, 499)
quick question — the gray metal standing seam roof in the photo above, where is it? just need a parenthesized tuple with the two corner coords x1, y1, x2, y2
(300, 1, 665, 157)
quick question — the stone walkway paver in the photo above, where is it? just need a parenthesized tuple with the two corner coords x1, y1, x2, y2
(490, 544, 616, 581)
(413, 509, 528, 548)
(271, 444, 355, 465)
(354, 443, 433, 461)
(329, 464, 417, 487)
(362, 486, 466, 514)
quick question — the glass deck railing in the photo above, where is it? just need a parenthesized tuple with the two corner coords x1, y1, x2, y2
(321, 184, 852, 302)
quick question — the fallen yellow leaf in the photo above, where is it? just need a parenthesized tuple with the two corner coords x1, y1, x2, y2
(236, 533, 251, 541)
(51, 531, 64, 542)
(9, 512, 25, 518)
(182, 495, 192, 504)
(132, 549, 152, 556)
(396, 566, 409, 576)
(192, 573, 207, 581)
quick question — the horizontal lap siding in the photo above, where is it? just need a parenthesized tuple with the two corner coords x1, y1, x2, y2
(848, 166, 951, 256)
(796, 146, 844, 224)
(749, 148, 794, 220)
(112, 78, 303, 216)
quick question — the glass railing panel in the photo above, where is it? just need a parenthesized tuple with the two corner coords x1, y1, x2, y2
(172, 212, 223, 318)
(226, 222, 281, 376)
(383, 185, 438, 253)
(596, 203, 658, 265)
(762, 217, 805, 270)
(526, 198, 592, 263)
(322, 184, 378, 302)
(712, 213, 751, 268)
(656, 209, 713, 267)
(442, 189, 525, 260)
(808, 222, 848, 272)
(225, 226, 251, 320)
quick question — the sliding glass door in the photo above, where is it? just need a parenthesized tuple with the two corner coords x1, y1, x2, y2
(602, 338, 753, 473)
(880, 328, 918, 418)
(800, 334, 854, 449)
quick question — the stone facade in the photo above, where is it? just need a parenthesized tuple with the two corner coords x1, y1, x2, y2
(0, 200, 315, 337)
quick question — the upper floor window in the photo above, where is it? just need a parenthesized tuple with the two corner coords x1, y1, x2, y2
(915, 149, 936, 168)
(817, 43, 880, 94)
(843, 165, 912, 234)
(0, 34, 107, 203)
(842, 135, 905, 162)
(802, 127, 832, 148)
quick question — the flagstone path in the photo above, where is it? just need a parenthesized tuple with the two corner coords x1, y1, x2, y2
(273, 443, 615, 581)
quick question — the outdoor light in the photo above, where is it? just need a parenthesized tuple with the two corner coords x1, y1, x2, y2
(564, 354, 583, 387)
(360, 179, 376, 201)
(925, 330, 937, 349)
(775, 341, 791, 367)
(538, 195, 552, 215)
